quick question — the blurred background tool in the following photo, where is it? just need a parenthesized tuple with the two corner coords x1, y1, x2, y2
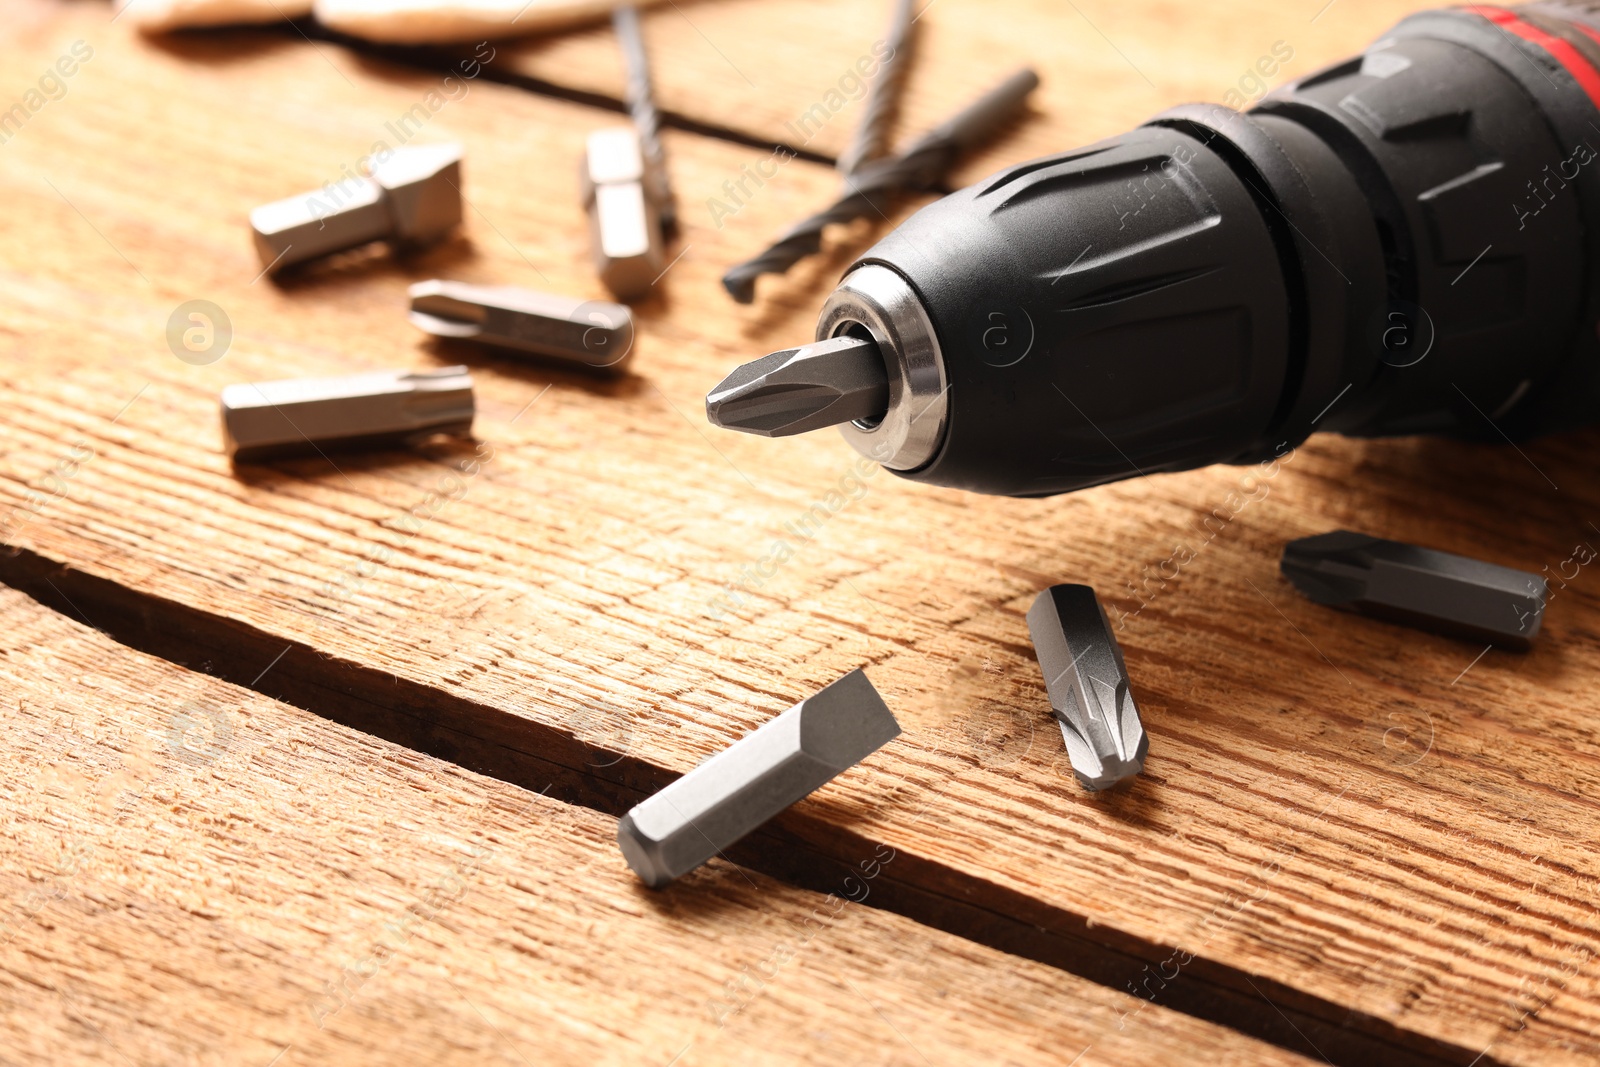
(250, 143, 463, 275)
(409, 280, 636, 371)
(614, 3, 676, 234)
(582, 127, 666, 301)
(1026, 585, 1148, 792)
(616, 669, 900, 887)
(119, 0, 657, 37)
(221, 367, 475, 463)
(834, 0, 918, 178)
(1282, 531, 1547, 649)
(721, 67, 1040, 304)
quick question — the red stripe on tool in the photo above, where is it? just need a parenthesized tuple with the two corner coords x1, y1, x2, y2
(1462, 5, 1600, 108)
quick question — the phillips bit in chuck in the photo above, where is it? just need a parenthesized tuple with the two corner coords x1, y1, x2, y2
(1026, 584, 1148, 791)
(704, 335, 888, 437)
(1281, 530, 1547, 648)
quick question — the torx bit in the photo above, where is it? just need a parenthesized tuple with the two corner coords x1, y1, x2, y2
(705, 335, 889, 436)
(408, 280, 635, 372)
(1026, 584, 1148, 792)
(617, 668, 901, 888)
(835, 0, 918, 178)
(250, 143, 464, 274)
(614, 3, 676, 233)
(1281, 530, 1547, 648)
(221, 366, 474, 464)
(583, 127, 666, 302)
(722, 67, 1039, 304)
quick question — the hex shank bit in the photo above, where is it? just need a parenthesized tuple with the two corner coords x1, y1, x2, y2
(408, 280, 635, 372)
(1281, 530, 1547, 648)
(617, 669, 901, 887)
(1026, 585, 1148, 791)
(250, 143, 463, 274)
(221, 366, 474, 463)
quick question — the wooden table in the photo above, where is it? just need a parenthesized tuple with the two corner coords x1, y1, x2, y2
(1, 1, 1597, 1064)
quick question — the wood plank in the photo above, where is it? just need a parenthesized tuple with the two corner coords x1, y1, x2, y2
(2, 7, 1599, 1066)
(480, 0, 1441, 188)
(0, 584, 1315, 1066)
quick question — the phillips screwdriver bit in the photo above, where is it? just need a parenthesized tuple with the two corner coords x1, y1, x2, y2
(408, 280, 635, 372)
(1026, 584, 1148, 791)
(250, 143, 463, 274)
(705, 335, 888, 437)
(221, 366, 474, 463)
(1281, 530, 1547, 648)
(617, 668, 901, 888)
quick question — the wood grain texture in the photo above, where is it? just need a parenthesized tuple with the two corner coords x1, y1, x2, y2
(0, 585, 1316, 1066)
(483, 0, 1440, 187)
(1, 5, 1598, 1066)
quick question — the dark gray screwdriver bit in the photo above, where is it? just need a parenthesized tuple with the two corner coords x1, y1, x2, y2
(1026, 585, 1148, 791)
(1281, 530, 1547, 648)
(705, 335, 889, 437)
(617, 669, 900, 888)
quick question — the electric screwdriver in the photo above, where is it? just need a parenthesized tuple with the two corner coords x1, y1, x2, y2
(705, 3, 1600, 497)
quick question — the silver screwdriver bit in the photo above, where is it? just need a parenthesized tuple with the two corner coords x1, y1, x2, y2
(408, 280, 636, 372)
(705, 335, 889, 437)
(582, 127, 665, 302)
(221, 366, 474, 464)
(1027, 585, 1148, 791)
(1281, 530, 1547, 648)
(250, 143, 464, 274)
(617, 668, 901, 888)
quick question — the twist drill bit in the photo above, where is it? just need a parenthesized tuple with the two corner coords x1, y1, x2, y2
(614, 3, 676, 233)
(617, 669, 901, 887)
(1281, 530, 1547, 648)
(220, 366, 474, 464)
(705, 335, 888, 436)
(835, 0, 918, 178)
(1026, 585, 1148, 791)
(722, 67, 1039, 304)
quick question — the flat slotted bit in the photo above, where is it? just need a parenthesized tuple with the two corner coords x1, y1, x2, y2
(1026, 584, 1148, 791)
(1281, 529, 1547, 648)
(617, 669, 900, 887)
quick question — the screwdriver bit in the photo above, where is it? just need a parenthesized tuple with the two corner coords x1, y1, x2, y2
(250, 142, 463, 274)
(1281, 530, 1547, 648)
(221, 366, 474, 463)
(617, 668, 901, 888)
(408, 280, 635, 372)
(582, 127, 665, 302)
(705, 335, 889, 437)
(1026, 584, 1148, 791)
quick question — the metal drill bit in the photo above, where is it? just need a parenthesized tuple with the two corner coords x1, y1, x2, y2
(250, 143, 463, 274)
(617, 668, 901, 888)
(614, 3, 675, 233)
(836, 0, 918, 177)
(723, 67, 1039, 304)
(705, 335, 888, 436)
(408, 280, 635, 372)
(1026, 585, 1148, 791)
(221, 366, 474, 464)
(1281, 530, 1547, 648)
(583, 127, 666, 301)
